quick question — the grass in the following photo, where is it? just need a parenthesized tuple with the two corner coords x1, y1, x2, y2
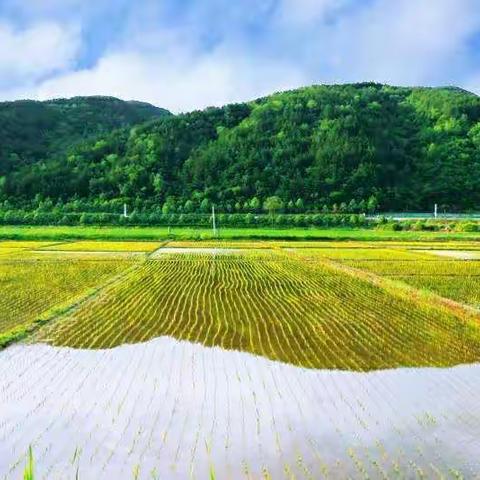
(1, 225, 480, 242)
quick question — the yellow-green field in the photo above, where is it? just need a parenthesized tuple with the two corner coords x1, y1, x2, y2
(0, 239, 479, 370)
(39, 240, 163, 252)
(1, 239, 480, 479)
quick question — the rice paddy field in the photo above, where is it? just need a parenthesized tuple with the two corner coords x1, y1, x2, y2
(1, 238, 480, 479)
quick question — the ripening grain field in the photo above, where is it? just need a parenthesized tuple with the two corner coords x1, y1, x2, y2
(1, 239, 480, 479)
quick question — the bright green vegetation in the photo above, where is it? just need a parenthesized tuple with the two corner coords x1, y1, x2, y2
(23, 447, 34, 480)
(1, 84, 480, 215)
(1, 225, 480, 242)
(0, 250, 136, 348)
(0, 96, 168, 182)
(32, 247, 480, 371)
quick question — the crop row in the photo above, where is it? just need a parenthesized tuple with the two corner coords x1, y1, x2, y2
(0, 254, 137, 343)
(343, 257, 480, 308)
(35, 250, 480, 370)
(39, 241, 163, 253)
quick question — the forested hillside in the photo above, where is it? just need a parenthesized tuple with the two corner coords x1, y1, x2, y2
(0, 96, 170, 178)
(1, 83, 480, 214)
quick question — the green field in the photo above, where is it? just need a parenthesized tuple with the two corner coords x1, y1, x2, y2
(2, 224, 480, 242)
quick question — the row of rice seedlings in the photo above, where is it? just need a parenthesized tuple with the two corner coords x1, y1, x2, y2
(278, 240, 480, 250)
(33, 250, 480, 370)
(0, 241, 59, 249)
(0, 255, 136, 341)
(167, 241, 273, 249)
(343, 256, 480, 308)
(346, 259, 480, 276)
(393, 275, 480, 309)
(39, 241, 163, 253)
(290, 247, 432, 261)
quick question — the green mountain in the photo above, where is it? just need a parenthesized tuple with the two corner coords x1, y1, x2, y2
(0, 96, 170, 177)
(1, 83, 480, 213)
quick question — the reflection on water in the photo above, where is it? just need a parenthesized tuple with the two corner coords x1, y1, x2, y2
(0, 337, 479, 479)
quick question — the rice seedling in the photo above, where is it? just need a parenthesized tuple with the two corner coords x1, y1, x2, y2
(23, 447, 34, 480)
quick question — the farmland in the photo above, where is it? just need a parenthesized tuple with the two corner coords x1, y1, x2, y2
(1, 238, 480, 478)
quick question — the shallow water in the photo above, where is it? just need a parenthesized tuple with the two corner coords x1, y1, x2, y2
(420, 249, 480, 260)
(0, 337, 479, 479)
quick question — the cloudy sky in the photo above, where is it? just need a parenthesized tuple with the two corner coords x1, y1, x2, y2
(0, 0, 479, 112)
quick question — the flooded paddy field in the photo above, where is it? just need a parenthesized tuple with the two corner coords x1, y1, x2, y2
(1, 338, 480, 479)
(1, 239, 480, 478)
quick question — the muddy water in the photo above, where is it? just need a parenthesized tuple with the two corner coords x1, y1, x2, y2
(0, 337, 479, 479)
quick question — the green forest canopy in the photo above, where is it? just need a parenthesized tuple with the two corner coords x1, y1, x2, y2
(1, 83, 480, 214)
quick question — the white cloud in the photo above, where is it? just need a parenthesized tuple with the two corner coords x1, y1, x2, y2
(28, 48, 307, 112)
(0, 21, 80, 86)
(1, 0, 479, 109)
(327, 0, 480, 85)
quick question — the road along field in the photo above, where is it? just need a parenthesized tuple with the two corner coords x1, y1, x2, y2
(1, 239, 480, 478)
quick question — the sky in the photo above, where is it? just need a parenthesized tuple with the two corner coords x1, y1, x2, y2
(0, 0, 479, 112)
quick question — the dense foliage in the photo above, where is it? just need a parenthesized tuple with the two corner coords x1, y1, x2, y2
(1, 83, 480, 215)
(0, 96, 169, 178)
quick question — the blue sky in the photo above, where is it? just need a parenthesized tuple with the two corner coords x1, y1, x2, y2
(0, 0, 479, 112)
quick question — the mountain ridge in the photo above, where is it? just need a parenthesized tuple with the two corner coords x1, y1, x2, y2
(1, 83, 480, 213)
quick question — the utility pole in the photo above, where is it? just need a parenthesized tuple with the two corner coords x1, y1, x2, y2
(212, 205, 217, 237)
(434, 203, 438, 219)
(123, 203, 128, 218)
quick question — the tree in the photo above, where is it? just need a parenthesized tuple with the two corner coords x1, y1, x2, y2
(152, 173, 164, 195)
(249, 197, 261, 212)
(347, 199, 358, 213)
(295, 198, 305, 211)
(263, 196, 284, 216)
(367, 195, 379, 213)
(162, 196, 176, 214)
(0, 176, 5, 198)
(200, 198, 210, 213)
(184, 200, 194, 213)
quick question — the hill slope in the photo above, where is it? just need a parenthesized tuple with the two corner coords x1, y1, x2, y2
(0, 96, 170, 177)
(1, 84, 480, 212)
